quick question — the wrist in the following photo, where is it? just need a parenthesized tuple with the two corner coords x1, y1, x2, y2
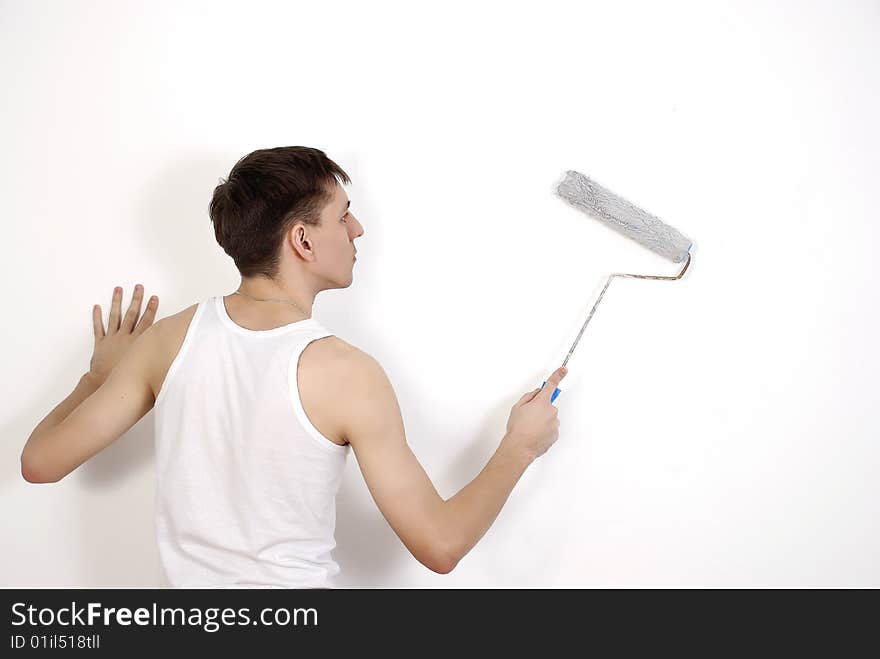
(499, 433, 535, 468)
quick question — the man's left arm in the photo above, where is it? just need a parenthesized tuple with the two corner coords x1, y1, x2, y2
(21, 285, 160, 483)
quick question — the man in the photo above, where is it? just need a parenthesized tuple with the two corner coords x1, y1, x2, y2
(21, 146, 568, 587)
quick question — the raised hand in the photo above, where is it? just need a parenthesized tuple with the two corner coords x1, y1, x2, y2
(88, 285, 159, 384)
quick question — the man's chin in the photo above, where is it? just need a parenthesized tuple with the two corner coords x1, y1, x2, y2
(334, 272, 354, 289)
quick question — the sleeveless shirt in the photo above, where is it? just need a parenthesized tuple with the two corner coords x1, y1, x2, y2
(153, 295, 350, 588)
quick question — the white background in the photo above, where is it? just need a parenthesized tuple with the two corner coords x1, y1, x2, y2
(2, 0, 877, 587)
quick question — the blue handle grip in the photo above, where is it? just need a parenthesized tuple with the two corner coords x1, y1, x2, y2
(541, 381, 561, 403)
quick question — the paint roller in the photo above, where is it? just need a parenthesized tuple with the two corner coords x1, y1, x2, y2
(541, 170, 694, 403)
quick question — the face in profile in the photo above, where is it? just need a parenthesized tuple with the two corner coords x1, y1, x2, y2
(316, 181, 363, 288)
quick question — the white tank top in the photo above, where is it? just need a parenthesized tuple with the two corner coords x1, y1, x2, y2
(153, 294, 350, 588)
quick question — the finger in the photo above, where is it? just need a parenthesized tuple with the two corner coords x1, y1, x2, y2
(515, 387, 542, 407)
(524, 387, 543, 403)
(121, 284, 144, 332)
(92, 304, 105, 339)
(537, 366, 568, 401)
(135, 294, 159, 334)
(108, 286, 123, 333)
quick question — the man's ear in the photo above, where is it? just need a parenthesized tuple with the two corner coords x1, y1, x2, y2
(290, 224, 314, 260)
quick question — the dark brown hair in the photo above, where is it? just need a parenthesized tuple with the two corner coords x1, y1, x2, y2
(209, 146, 351, 279)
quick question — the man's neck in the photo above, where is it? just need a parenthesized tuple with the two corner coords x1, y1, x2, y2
(233, 277, 317, 318)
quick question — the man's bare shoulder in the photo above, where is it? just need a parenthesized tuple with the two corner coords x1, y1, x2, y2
(315, 337, 388, 380)
(303, 334, 357, 360)
(299, 335, 381, 388)
(301, 334, 387, 390)
(298, 336, 381, 447)
(154, 303, 198, 331)
(148, 304, 198, 349)
(145, 303, 199, 397)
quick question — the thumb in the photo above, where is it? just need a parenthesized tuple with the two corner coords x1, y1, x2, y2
(538, 365, 568, 401)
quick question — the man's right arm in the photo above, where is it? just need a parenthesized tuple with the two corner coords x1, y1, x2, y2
(339, 350, 534, 574)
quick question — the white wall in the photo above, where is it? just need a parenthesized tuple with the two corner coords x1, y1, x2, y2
(2, 0, 877, 587)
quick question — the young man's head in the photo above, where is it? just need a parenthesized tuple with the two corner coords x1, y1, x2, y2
(209, 146, 363, 293)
